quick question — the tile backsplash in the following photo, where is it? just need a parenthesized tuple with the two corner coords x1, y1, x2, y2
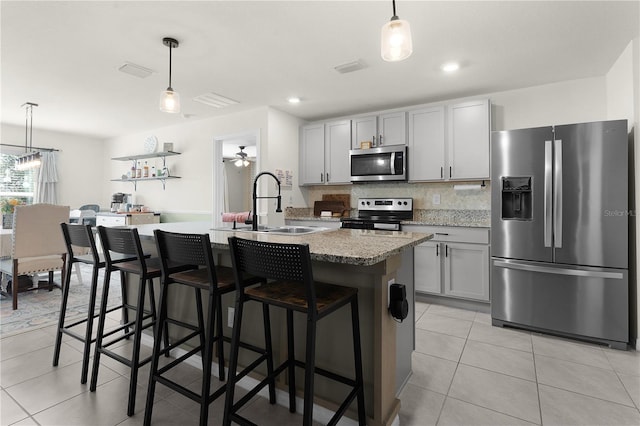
(303, 181, 491, 211)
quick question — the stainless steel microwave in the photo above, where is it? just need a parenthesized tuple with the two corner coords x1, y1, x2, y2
(349, 145, 407, 182)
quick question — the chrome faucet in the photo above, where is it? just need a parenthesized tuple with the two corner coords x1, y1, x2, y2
(252, 171, 282, 231)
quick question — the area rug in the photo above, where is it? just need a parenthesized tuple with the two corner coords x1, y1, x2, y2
(0, 264, 122, 337)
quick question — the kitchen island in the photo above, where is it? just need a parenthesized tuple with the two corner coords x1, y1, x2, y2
(133, 221, 432, 426)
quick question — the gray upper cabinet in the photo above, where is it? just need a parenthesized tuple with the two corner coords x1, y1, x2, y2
(300, 123, 325, 185)
(408, 99, 490, 181)
(408, 106, 446, 181)
(300, 120, 351, 186)
(351, 111, 406, 149)
(447, 99, 491, 180)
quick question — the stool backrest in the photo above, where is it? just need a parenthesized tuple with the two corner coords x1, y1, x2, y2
(97, 226, 144, 269)
(60, 223, 100, 264)
(154, 230, 218, 285)
(228, 237, 316, 304)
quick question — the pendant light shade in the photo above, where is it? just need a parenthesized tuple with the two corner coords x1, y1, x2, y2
(381, 0, 413, 62)
(159, 37, 180, 113)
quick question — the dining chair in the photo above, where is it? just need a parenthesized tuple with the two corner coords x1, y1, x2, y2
(0, 203, 69, 310)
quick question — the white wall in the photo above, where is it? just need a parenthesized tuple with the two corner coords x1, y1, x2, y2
(490, 76, 607, 131)
(103, 107, 269, 217)
(1, 124, 105, 209)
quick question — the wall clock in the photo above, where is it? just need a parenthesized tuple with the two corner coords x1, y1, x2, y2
(144, 135, 158, 153)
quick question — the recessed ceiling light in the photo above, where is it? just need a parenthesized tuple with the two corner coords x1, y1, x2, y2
(442, 62, 460, 73)
(288, 97, 301, 104)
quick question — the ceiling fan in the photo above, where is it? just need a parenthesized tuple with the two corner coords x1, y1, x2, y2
(234, 146, 250, 167)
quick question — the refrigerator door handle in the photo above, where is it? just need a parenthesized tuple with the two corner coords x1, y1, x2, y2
(554, 139, 563, 248)
(544, 140, 553, 247)
(493, 259, 624, 280)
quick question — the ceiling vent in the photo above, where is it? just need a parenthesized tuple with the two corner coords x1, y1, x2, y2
(118, 62, 154, 78)
(334, 59, 366, 74)
(193, 92, 239, 108)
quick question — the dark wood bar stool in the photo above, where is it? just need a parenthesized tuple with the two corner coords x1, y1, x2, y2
(90, 226, 178, 416)
(53, 223, 135, 384)
(144, 230, 272, 426)
(224, 237, 366, 426)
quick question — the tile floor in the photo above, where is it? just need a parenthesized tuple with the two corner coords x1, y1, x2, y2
(1, 300, 639, 425)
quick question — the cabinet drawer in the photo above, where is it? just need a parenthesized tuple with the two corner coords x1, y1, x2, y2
(405, 225, 489, 244)
(128, 213, 159, 225)
(96, 215, 126, 227)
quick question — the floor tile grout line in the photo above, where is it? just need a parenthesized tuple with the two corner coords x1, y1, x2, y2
(444, 394, 541, 426)
(537, 381, 640, 412)
(531, 341, 544, 425)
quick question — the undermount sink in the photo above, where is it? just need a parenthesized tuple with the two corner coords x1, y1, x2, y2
(212, 225, 331, 235)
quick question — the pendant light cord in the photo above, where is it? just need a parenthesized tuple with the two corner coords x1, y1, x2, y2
(392, 0, 397, 17)
(168, 43, 173, 90)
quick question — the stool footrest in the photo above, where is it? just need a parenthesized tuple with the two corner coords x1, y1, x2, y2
(293, 359, 358, 387)
(157, 345, 201, 376)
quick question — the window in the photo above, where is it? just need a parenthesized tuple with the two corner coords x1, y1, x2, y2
(1, 152, 35, 209)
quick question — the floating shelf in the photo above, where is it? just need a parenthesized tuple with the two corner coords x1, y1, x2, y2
(111, 151, 181, 190)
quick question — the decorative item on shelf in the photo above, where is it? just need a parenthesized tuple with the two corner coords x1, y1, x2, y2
(360, 141, 372, 149)
(163, 142, 173, 152)
(159, 37, 180, 113)
(381, 0, 413, 62)
(15, 102, 41, 170)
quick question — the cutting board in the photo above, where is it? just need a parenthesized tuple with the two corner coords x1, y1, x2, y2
(322, 194, 350, 214)
(313, 200, 346, 217)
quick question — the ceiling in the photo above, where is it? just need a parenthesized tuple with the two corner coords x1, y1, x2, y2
(1, 1, 638, 140)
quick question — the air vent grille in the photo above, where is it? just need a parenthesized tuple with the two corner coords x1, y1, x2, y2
(193, 92, 239, 108)
(118, 62, 154, 78)
(334, 59, 366, 74)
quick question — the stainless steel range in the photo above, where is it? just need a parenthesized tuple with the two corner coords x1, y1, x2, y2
(341, 198, 413, 231)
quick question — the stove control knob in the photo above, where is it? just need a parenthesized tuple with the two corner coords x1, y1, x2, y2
(366, 201, 370, 205)
(403, 201, 408, 205)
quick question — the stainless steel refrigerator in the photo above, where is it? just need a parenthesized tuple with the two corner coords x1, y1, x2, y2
(491, 119, 629, 349)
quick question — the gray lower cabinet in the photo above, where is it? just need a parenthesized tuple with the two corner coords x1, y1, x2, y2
(408, 226, 490, 302)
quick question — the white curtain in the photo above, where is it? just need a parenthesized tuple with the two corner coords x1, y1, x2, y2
(34, 151, 58, 204)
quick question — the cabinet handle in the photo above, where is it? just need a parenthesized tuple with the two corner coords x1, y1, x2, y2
(445, 244, 449, 257)
(440, 167, 443, 179)
(372, 135, 376, 147)
(436, 245, 439, 256)
(435, 232, 449, 236)
(449, 166, 452, 178)
(320, 173, 324, 183)
(379, 135, 383, 145)
(326, 173, 329, 182)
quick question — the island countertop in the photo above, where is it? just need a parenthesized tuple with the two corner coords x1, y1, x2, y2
(133, 221, 432, 266)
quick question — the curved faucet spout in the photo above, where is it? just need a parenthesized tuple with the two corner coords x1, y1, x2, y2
(252, 171, 282, 231)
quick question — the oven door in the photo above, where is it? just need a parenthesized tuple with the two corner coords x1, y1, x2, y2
(350, 146, 406, 182)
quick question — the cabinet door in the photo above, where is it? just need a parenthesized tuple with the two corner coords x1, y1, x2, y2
(408, 106, 445, 181)
(447, 99, 490, 180)
(443, 242, 489, 301)
(300, 124, 326, 185)
(414, 242, 442, 294)
(351, 116, 377, 149)
(378, 111, 406, 146)
(325, 120, 351, 184)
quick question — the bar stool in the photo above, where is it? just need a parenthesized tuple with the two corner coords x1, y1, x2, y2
(224, 237, 366, 426)
(54, 223, 134, 384)
(90, 226, 177, 416)
(144, 230, 272, 426)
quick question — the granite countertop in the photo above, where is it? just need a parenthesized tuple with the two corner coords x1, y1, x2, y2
(286, 209, 490, 228)
(134, 221, 432, 266)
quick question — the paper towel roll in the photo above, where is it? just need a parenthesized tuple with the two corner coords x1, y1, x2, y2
(235, 211, 251, 223)
(453, 184, 482, 191)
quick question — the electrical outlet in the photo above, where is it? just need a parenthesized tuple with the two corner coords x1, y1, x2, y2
(433, 194, 441, 205)
(387, 278, 395, 305)
(227, 307, 235, 328)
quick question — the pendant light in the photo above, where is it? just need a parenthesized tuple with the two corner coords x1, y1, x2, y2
(381, 0, 413, 62)
(15, 102, 41, 171)
(159, 37, 180, 113)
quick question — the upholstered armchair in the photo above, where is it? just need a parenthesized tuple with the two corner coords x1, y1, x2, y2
(0, 203, 69, 310)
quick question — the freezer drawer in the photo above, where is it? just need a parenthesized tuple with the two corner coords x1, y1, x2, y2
(491, 258, 628, 347)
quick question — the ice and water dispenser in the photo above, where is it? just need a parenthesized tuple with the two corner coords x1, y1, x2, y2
(501, 177, 532, 220)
